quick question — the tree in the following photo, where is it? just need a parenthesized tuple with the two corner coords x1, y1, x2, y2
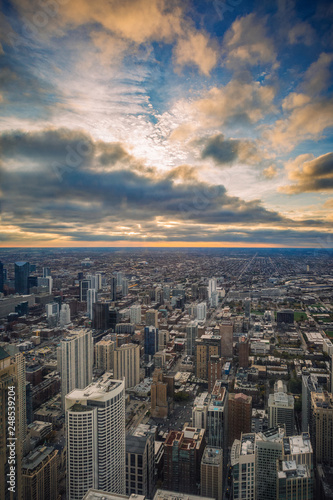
(288, 378, 302, 394)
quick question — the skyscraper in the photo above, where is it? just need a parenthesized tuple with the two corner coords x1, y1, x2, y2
(92, 302, 110, 330)
(208, 278, 217, 299)
(59, 303, 71, 327)
(186, 320, 198, 356)
(207, 356, 222, 393)
(0, 346, 26, 500)
(43, 267, 51, 277)
(80, 279, 91, 302)
(231, 430, 313, 500)
(268, 380, 295, 436)
(151, 368, 174, 418)
(116, 271, 123, 286)
(207, 381, 228, 450)
(196, 302, 207, 321)
(94, 339, 115, 372)
(228, 393, 252, 446)
(110, 277, 117, 301)
(238, 337, 250, 368)
(126, 432, 155, 498)
(0, 261, 4, 293)
(146, 309, 158, 328)
(164, 427, 206, 494)
(122, 277, 129, 297)
(22, 446, 58, 500)
(15, 261, 30, 294)
(130, 304, 141, 325)
(46, 302, 59, 318)
(220, 321, 233, 357)
(244, 298, 251, 319)
(310, 391, 333, 466)
(195, 334, 221, 380)
(57, 329, 93, 406)
(113, 344, 140, 388)
(87, 288, 97, 319)
(201, 447, 223, 500)
(144, 326, 159, 359)
(66, 375, 126, 500)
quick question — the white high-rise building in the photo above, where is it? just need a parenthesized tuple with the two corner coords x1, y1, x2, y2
(57, 329, 93, 407)
(116, 272, 123, 286)
(208, 278, 217, 298)
(66, 375, 126, 500)
(130, 304, 141, 325)
(46, 302, 59, 318)
(231, 429, 313, 500)
(210, 291, 218, 308)
(95, 273, 102, 290)
(197, 302, 207, 321)
(113, 344, 140, 389)
(268, 380, 294, 436)
(87, 288, 97, 319)
(59, 303, 71, 327)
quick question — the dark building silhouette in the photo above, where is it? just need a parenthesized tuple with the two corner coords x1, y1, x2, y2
(144, 326, 159, 360)
(277, 309, 294, 325)
(0, 261, 3, 293)
(92, 302, 109, 330)
(15, 261, 30, 294)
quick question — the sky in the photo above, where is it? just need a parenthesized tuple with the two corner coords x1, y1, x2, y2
(0, 0, 332, 248)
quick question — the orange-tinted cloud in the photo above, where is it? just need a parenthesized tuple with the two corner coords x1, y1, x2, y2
(280, 152, 333, 193)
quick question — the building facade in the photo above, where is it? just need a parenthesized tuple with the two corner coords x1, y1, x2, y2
(66, 375, 126, 500)
(57, 329, 93, 407)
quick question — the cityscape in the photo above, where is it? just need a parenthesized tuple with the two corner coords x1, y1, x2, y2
(0, 247, 333, 499)
(1, 0, 333, 498)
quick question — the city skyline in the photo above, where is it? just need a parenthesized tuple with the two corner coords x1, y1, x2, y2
(0, 0, 333, 248)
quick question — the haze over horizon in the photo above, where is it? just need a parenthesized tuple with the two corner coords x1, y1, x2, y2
(1, 0, 333, 248)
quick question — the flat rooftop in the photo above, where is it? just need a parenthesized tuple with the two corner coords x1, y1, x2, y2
(22, 446, 56, 471)
(202, 446, 223, 465)
(66, 374, 123, 403)
(83, 491, 144, 500)
(154, 490, 214, 500)
(283, 433, 312, 456)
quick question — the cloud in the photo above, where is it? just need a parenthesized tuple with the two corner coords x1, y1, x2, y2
(288, 22, 315, 46)
(302, 52, 333, 96)
(265, 98, 333, 151)
(174, 32, 218, 76)
(11, 0, 218, 75)
(194, 80, 275, 128)
(223, 13, 277, 69)
(280, 152, 333, 193)
(0, 61, 61, 120)
(282, 93, 311, 110)
(263, 165, 278, 179)
(0, 127, 294, 246)
(201, 134, 264, 167)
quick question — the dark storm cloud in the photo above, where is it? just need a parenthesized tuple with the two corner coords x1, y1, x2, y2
(0, 127, 286, 226)
(201, 133, 263, 167)
(201, 134, 239, 164)
(0, 127, 330, 245)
